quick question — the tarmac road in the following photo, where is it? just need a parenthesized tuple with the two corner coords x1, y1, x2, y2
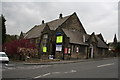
(1, 57, 119, 80)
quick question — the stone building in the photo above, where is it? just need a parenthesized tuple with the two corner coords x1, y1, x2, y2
(21, 12, 108, 60)
(108, 34, 117, 50)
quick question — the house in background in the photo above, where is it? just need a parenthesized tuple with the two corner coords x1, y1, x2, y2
(19, 31, 26, 39)
(108, 34, 118, 56)
(21, 12, 108, 60)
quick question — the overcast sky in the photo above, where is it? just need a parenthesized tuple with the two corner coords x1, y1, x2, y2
(1, 0, 119, 43)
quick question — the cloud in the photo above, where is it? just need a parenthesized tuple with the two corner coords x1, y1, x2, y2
(1, 0, 119, 2)
(2, 2, 118, 42)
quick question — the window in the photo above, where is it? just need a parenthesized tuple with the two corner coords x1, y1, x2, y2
(0, 54, 7, 57)
(42, 34, 48, 53)
(71, 45, 74, 53)
(76, 47, 79, 53)
(83, 35, 85, 42)
(35, 38, 39, 43)
(71, 28, 76, 32)
(79, 46, 85, 54)
(43, 43, 47, 46)
(30, 39, 33, 44)
(42, 34, 48, 43)
(43, 39, 47, 43)
(73, 45, 76, 52)
(43, 34, 48, 39)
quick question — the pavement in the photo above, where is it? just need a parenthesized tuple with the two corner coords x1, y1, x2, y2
(24, 57, 118, 65)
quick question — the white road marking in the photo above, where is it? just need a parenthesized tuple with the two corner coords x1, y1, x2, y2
(34, 75, 42, 78)
(42, 73, 51, 77)
(34, 70, 77, 78)
(52, 72, 61, 74)
(3, 65, 51, 71)
(34, 73, 51, 78)
(64, 70, 77, 73)
(97, 63, 114, 68)
(71, 70, 77, 72)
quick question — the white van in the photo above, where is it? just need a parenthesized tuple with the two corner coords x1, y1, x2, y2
(0, 52, 9, 63)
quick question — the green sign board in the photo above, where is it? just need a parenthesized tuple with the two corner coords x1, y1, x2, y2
(43, 47, 47, 52)
(56, 36, 63, 43)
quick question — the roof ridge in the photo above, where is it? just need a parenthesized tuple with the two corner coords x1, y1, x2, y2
(23, 12, 78, 39)
(38, 15, 71, 26)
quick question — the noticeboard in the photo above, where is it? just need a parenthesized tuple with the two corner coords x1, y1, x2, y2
(68, 48, 71, 54)
(43, 47, 47, 52)
(76, 47, 79, 53)
(56, 45, 62, 51)
(64, 48, 68, 54)
(56, 36, 63, 43)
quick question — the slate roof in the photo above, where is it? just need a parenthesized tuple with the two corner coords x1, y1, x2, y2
(62, 28, 108, 48)
(48, 16, 70, 30)
(22, 33, 26, 37)
(24, 25, 45, 39)
(95, 35, 108, 48)
(62, 28, 88, 46)
(24, 15, 70, 39)
(96, 33, 105, 42)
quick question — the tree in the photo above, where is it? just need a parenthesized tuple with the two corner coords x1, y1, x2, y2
(115, 42, 120, 56)
(5, 34, 19, 43)
(0, 15, 6, 45)
(3, 39, 36, 57)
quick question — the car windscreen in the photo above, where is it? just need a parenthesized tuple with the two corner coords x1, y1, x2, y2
(0, 54, 7, 57)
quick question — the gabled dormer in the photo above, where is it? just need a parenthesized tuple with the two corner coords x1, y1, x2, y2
(97, 33, 104, 42)
(42, 23, 51, 34)
(88, 32, 98, 44)
(60, 12, 87, 34)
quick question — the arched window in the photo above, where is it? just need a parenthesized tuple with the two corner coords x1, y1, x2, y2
(83, 35, 85, 42)
(42, 34, 48, 53)
(43, 34, 48, 39)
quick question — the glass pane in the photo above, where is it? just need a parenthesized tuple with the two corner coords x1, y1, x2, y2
(43, 34, 48, 38)
(2, 54, 7, 57)
(43, 43, 47, 46)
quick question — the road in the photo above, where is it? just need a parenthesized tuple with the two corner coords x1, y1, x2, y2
(1, 58, 119, 79)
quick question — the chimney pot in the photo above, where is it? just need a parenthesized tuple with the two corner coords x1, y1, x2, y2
(42, 20, 44, 24)
(59, 13, 63, 19)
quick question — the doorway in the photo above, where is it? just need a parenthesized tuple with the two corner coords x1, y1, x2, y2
(52, 43, 56, 58)
(89, 44, 94, 58)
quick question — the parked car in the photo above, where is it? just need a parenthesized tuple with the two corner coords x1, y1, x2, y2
(0, 52, 9, 64)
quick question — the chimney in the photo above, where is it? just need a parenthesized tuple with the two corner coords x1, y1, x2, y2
(59, 13, 63, 19)
(42, 20, 44, 24)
